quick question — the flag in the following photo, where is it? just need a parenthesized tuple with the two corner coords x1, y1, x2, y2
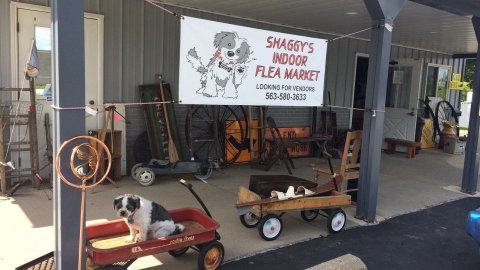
(25, 39, 39, 78)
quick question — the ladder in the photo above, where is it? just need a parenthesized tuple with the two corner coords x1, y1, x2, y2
(0, 77, 41, 194)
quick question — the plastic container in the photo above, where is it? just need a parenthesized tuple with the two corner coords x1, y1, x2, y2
(443, 136, 466, 155)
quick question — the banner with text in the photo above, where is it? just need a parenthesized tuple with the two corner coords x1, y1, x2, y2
(179, 16, 327, 106)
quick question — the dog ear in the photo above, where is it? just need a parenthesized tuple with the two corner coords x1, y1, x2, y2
(113, 196, 122, 210)
(213, 32, 230, 49)
(236, 41, 251, 64)
(133, 196, 141, 210)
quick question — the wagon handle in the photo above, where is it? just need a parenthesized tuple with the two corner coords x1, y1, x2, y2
(180, 179, 213, 218)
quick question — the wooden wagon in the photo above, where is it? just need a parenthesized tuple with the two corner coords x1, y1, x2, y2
(235, 175, 352, 241)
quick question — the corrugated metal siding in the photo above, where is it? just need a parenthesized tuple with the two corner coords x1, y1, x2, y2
(0, 0, 11, 92)
(1, 1, 465, 169)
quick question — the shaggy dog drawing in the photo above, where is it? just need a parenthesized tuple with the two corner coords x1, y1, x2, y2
(186, 31, 252, 99)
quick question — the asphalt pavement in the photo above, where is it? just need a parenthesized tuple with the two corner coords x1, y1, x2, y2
(223, 197, 480, 270)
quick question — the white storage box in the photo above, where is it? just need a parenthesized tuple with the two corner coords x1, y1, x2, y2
(444, 136, 466, 155)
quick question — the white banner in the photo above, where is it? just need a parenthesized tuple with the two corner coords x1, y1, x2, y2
(179, 16, 327, 107)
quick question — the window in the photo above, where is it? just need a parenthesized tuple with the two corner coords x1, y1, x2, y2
(34, 26, 52, 100)
(424, 64, 451, 100)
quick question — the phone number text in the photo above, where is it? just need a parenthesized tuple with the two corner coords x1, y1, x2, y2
(265, 92, 306, 101)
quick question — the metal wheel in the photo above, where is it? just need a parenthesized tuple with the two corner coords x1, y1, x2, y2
(185, 105, 248, 167)
(435, 100, 459, 139)
(136, 167, 156, 186)
(327, 209, 346, 234)
(301, 209, 319, 222)
(198, 241, 224, 270)
(168, 246, 189, 257)
(194, 164, 213, 181)
(240, 212, 260, 228)
(258, 214, 283, 241)
(130, 163, 144, 181)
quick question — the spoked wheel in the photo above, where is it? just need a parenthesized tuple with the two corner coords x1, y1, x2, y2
(258, 214, 283, 241)
(168, 246, 189, 257)
(435, 100, 459, 139)
(240, 212, 261, 228)
(198, 241, 224, 270)
(185, 105, 248, 167)
(301, 209, 319, 222)
(327, 209, 346, 234)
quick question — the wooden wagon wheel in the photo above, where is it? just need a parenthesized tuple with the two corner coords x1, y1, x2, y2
(185, 105, 248, 167)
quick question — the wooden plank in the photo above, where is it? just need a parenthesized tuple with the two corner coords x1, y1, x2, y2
(261, 193, 351, 212)
(236, 186, 261, 216)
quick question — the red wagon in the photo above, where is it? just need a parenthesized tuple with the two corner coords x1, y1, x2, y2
(86, 207, 223, 270)
(85, 180, 224, 270)
(16, 180, 224, 270)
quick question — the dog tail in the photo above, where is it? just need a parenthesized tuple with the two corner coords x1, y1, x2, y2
(173, 223, 185, 235)
(186, 48, 207, 73)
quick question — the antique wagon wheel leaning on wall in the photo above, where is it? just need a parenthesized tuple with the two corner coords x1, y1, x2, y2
(55, 135, 112, 270)
(185, 105, 248, 167)
(434, 100, 459, 145)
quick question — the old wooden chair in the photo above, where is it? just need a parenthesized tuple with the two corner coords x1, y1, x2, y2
(312, 130, 362, 193)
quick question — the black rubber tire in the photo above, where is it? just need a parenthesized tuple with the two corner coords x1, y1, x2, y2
(130, 163, 144, 181)
(197, 241, 224, 270)
(168, 246, 189, 257)
(301, 209, 319, 222)
(240, 212, 260, 228)
(258, 214, 283, 241)
(327, 209, 346, 234)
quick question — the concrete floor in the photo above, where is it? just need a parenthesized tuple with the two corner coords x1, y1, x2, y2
(0, 148, 477, 270)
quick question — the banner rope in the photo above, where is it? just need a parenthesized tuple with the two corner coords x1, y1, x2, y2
(50, 100, 174, 111)
(327, 24, 389, 43)
(145, 0, 184, 19)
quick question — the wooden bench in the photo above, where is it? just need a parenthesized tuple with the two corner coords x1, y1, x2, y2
(384, 138, 421, 158)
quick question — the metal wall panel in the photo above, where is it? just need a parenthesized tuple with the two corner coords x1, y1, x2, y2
(100, 0, 123, 103)
(1, 1, 462, 169)
(0, 0, 11, 90)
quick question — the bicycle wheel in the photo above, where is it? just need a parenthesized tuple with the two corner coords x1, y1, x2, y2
(185, 105, 248, 166)
(435, 100, 459, 137)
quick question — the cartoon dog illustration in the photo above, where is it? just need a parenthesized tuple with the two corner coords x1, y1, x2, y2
(186, 31, 252, 99)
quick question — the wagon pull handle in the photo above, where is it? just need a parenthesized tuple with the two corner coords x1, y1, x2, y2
(179, 179, 213, 218)
(180, 179, 192, 188)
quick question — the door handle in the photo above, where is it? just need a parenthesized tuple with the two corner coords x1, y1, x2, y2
(407, 112, 415, 116)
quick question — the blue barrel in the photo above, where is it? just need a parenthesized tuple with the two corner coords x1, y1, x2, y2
(467, 209, 480, 247)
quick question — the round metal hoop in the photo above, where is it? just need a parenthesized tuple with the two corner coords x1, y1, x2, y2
(55, 135, 112, 189)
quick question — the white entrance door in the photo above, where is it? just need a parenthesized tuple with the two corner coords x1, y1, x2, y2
(12, 3, 107, 178)
(383, 59, 423, 148)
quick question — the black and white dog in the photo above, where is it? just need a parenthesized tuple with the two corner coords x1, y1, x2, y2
(186, 31, 252, 99)
(114, 194, 185, 242)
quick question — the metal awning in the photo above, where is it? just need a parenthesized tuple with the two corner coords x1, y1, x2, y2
(158, 0, 478, 54)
